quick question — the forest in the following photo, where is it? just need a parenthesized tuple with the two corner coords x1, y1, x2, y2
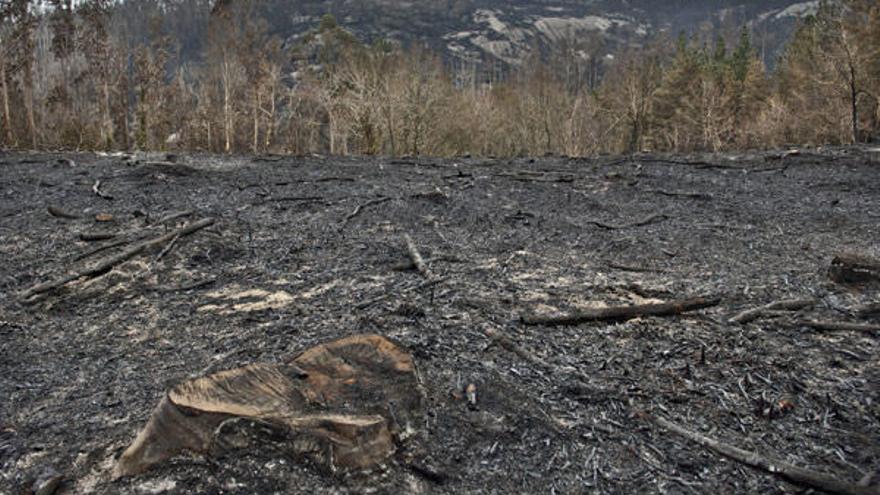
(0, 0, 878, 156)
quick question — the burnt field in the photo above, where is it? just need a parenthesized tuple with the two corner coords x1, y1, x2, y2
(1, 148, 879, 494)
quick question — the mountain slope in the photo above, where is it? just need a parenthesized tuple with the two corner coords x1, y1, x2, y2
(237, 0, 819, 69)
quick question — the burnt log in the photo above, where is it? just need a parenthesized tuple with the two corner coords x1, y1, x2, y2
(521, 296, 720, 326)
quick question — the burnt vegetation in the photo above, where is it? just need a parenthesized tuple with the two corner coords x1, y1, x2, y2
(1, 148, 879, 493)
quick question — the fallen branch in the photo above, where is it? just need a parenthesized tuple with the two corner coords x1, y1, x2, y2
(583, 213, 669, 230)
(649, 414, 879, 495)
(729, 298, 815, 324)
(21, 218, 215, 302)
(47, 206, 79, 219)
(404, 234, 433, 279)
(793, 320, 880, 334)
(92, 180, 113, 200)
(521, 296, 720, 326)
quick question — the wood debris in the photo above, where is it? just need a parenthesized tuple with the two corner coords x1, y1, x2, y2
(521, 296, 720, 326)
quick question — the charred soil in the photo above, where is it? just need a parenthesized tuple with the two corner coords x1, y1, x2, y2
(1, 148, 879, 494)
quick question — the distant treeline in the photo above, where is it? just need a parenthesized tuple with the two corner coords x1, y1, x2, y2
(0, 0, 877, 156)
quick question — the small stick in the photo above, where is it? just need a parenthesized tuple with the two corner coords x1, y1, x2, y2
(21, 218, 215, 302)
(583, 213, 668, 230)
(72, 239, 129, 262)
(155, 210, 194, 225)
(482, 326, 552, 370)
(270, 196, 324, 203)
(163, 278, 216, 293)
(48, 206, 79, 219)
(521, 296, 720, 326)
(793, 320, 880, 333)
(605, 261, 666, 273)
(155, 233, 181, 261)
(92, 180, 114, 200)
(342, 197, 391, 224)
(354, 276, 447, 309)
(644, 189, 712, 200)
(649, 414, 879, 495)
(729, 298, 815, 324)
(79, 232, 116, 242)
(404, 234, 433, 279)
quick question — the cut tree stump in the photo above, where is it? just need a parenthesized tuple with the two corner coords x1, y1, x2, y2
(829, 254, 880, 284)
(115, 335, 423, 478)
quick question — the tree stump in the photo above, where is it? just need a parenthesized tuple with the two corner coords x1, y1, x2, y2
(114, 335, 423, 478)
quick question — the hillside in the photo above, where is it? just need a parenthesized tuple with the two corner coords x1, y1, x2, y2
(226, 0, 819, 67)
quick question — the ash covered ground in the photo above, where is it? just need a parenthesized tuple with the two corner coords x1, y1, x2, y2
(1, 148, 879, 494)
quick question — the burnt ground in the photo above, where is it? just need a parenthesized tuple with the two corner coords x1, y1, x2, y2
(0, 148, 879, 494)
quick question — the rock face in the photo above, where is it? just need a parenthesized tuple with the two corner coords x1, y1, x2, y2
(115, 335, 423, 477)
(229, 0, 818, 70)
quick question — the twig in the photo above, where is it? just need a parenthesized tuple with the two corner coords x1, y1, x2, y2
(649, 414, 879, 495)
(582, 213, 669, 230)
(163, 278, 216, 293)
(644, 189, 712, 200)
(252, 155, 284, 163)
(78, 232, 116, 242)
(729, 298, 816, 324)
(20, 218, 215, 302)
(482, 326, 552, 370)
(404, 234, 433, 279)
(72, 239, 129, 262)
(521, 296, 720, 326)
(605, 261, 666, 273)
(92, 180, 114, 200)
(47, 206, 79, 219)
(342, 197, 391, 224)
(481, 325, 624, 402)
(155, 233, 182, 261)
(793, 320, 880, 333)
(354, 276, 448, 309)
(155, 210, 194, 225)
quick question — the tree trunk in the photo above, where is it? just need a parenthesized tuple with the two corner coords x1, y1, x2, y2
(1, 58, 14, 146)
(850, 62, 859, 144)
(252, 90, 259, 154)
(265, 82, 275, 149)
(223, 57, 232, 153)
(102, 80, 112, 149)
